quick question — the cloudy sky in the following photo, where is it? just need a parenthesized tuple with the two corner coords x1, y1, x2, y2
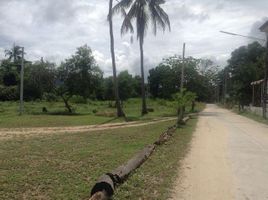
(0, 0, 267, 76)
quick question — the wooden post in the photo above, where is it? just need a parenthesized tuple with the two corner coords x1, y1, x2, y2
(180, 43, 186, 92)
(19, 47, 24, 115)
(178, 43, 186, 125)
(252, 84, 255, 106)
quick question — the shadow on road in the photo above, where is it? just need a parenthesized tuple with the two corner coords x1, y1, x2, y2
(199, 112, 218, 117)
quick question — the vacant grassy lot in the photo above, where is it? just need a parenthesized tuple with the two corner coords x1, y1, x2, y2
(0, 118, 197, 200)
(0, 98, 204, 128)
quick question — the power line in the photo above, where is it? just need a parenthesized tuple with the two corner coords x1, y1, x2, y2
(220, 31, 266, 42)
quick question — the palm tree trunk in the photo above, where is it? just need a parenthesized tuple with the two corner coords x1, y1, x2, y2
(139, 39, 148, 115)
(108, 0, 125, 118)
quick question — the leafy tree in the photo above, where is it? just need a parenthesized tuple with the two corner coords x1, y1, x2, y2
(24, 60, 56, 100)
(223, 42, 265, 107)
(108, 0, 125, 117)
(0, 85, 18, 101)
(0, 59, 19, 86)
(133, 75, 142, 97)
(148, 55, 219, 102)
(103, 72, 141, 102)
(118, 70, 136, 102)
(55, 45, 103, 113)
(113, 0, 171, 115)
(174, 89, 197, 125)
(103, 77, 114, 100)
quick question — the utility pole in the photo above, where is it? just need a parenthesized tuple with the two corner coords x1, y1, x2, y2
(178, 43, 186, 125)
(13, 43, 16, 62)
(19, 47, 24, 115)
(180, 43, 186, 92)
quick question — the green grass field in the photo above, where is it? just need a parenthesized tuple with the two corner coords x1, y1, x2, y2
(0, 118, 197, 200)
(0, 98, 204, 128)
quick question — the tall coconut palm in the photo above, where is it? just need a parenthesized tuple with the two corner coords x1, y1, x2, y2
(108, 0, 125, 117)
(5, 44, 23, 62)
(113, 0, 170, 115)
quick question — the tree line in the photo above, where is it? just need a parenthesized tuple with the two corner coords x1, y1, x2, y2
(0, 44, 220, 111)
(217, 41, 266, 108)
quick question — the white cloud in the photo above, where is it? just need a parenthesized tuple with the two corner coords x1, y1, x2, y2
(0, 0, 267, 78)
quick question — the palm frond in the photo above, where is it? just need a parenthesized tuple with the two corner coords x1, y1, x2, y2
(121, 2, 138, 35)
(149, 0, 170, 35)
(112, 0, 133, 15)
(120, 7, 134, 35)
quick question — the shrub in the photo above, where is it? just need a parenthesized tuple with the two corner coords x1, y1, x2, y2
(95, 111, 116, 117)
(147, 108, 154, 112)
(42, 92, 58, 102)
(92, 109, 98, 114)
(70, 95, 87, 104)
(0, 85, 18, 101)
(157, 99, 167, 106)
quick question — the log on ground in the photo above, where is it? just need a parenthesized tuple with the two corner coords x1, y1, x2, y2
(90, 145, 155, 198)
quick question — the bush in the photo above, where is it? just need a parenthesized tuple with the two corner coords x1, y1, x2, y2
(147, 108, 154, 112)
(157, 99, 167, 106)
(70, 95, 87, 104)
(0, 85, 18, 101)
(95, 111, 116, 117)
(42, 92, 58, 102)
(92, 109, 98, 114)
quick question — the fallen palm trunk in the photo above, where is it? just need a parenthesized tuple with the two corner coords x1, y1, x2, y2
(89, 117, 191, 200)
(182, 116, 190, 123)
(90, 145, 156, 199)
(154, 124, 177, 145)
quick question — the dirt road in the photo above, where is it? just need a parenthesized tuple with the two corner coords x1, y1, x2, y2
(0, 117, 176, 140)
(172, 104, 268, 200)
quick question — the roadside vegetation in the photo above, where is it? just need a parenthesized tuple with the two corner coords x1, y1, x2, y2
(115, 118, 197, 199)
(0, 99, 204, 128)
(233, 107, 268, 125)
(0, 118, 197, 200)
(218, 42, 266, 108)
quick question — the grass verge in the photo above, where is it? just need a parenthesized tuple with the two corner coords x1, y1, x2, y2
(114, 118, 197, 199)
(0, 118, 197, 200)
(237, 110, 268, 125)
(0, 99, 204, 128)
(217, 103, 268, 125)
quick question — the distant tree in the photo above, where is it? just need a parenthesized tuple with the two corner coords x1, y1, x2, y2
(0, 59, 19, 86)
(103, 77, 114, 100)
(113, 0, 171, 115)
(24, 60, 56, 100)
(148, 55, 219, 102)
(55, 45, 103, 113)
(5, 45, 23, 62)
(118, 70, 135, 102)
(103, 72, 141, 102)
(174, 89, 197, 125)
(224, 42, 265, 107)
(133, 75, 142, 97)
